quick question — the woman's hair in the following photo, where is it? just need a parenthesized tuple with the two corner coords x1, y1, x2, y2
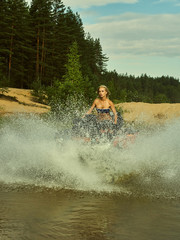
(97, 85, 110, 98)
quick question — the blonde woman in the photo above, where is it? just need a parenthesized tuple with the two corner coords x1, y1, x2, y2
(85, 85, 117, 125)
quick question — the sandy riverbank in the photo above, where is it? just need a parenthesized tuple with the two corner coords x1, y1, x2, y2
(116, 102, 180, 123)
(0, 88, 50, 115)
(1, 88, 180, 123)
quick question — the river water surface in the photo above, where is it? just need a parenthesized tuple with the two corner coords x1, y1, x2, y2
(1, 187, 180, 240)
(0, 115, 180, 239)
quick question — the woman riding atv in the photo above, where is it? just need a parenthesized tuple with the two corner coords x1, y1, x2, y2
(85, 85, 117, 129)
(71, 85, 123, 142)
(85, 85, 117, 122)
(57, 85, 135, 147)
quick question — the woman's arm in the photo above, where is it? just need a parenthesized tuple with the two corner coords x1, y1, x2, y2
(109, 100, 117, 124)
(85, 99, 96, 115)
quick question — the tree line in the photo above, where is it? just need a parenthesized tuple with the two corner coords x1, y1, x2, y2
(102, 72, 180, 103)
(0, 0, 180, 104)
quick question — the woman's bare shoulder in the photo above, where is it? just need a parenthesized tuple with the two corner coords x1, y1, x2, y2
(108, 99, 113, 105)
(94, 98, 99, 104)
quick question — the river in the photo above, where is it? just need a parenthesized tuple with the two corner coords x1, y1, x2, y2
(0, 115, 180, 239)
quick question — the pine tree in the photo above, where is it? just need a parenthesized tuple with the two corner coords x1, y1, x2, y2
(59, 41, 85, 97)
(30, 0, 53, 85)
(0, 1, 7, 71)
(47, 41, 93, 103)
(0, 0, 31, 87)
(50, 0, 67, 81)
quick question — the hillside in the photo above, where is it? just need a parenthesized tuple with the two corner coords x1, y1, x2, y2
(0, 88, 50, 115)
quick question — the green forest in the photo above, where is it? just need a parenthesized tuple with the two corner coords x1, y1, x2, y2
(0, 0, 180, 104)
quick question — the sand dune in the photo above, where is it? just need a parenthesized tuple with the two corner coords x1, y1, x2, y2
(116, 102, 180, 123)
(0, 88, 50, 115)
(1, 88, 180, 123)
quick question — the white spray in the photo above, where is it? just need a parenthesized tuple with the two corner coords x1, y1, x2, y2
(0, 113, 180, 198)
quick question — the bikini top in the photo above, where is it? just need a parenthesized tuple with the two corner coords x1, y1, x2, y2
(96, 108, 110, 114)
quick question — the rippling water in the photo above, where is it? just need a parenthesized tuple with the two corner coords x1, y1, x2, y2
(0, 114, 180, 239)
(0, 187, 180, 240)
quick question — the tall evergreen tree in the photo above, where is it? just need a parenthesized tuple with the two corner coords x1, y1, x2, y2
(0, 0, 8, 76)
(50, 0, 68, 81)
(46, 41, 94, 103)
(58, 41, 86, 98)
(0, 0, 32, 87)
(30, 0, 53, 85)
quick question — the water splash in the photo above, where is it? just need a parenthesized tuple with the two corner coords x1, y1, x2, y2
(0, 113, 180, 198)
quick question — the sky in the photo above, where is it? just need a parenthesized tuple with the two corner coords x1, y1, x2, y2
(27, 0, 180, 79)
